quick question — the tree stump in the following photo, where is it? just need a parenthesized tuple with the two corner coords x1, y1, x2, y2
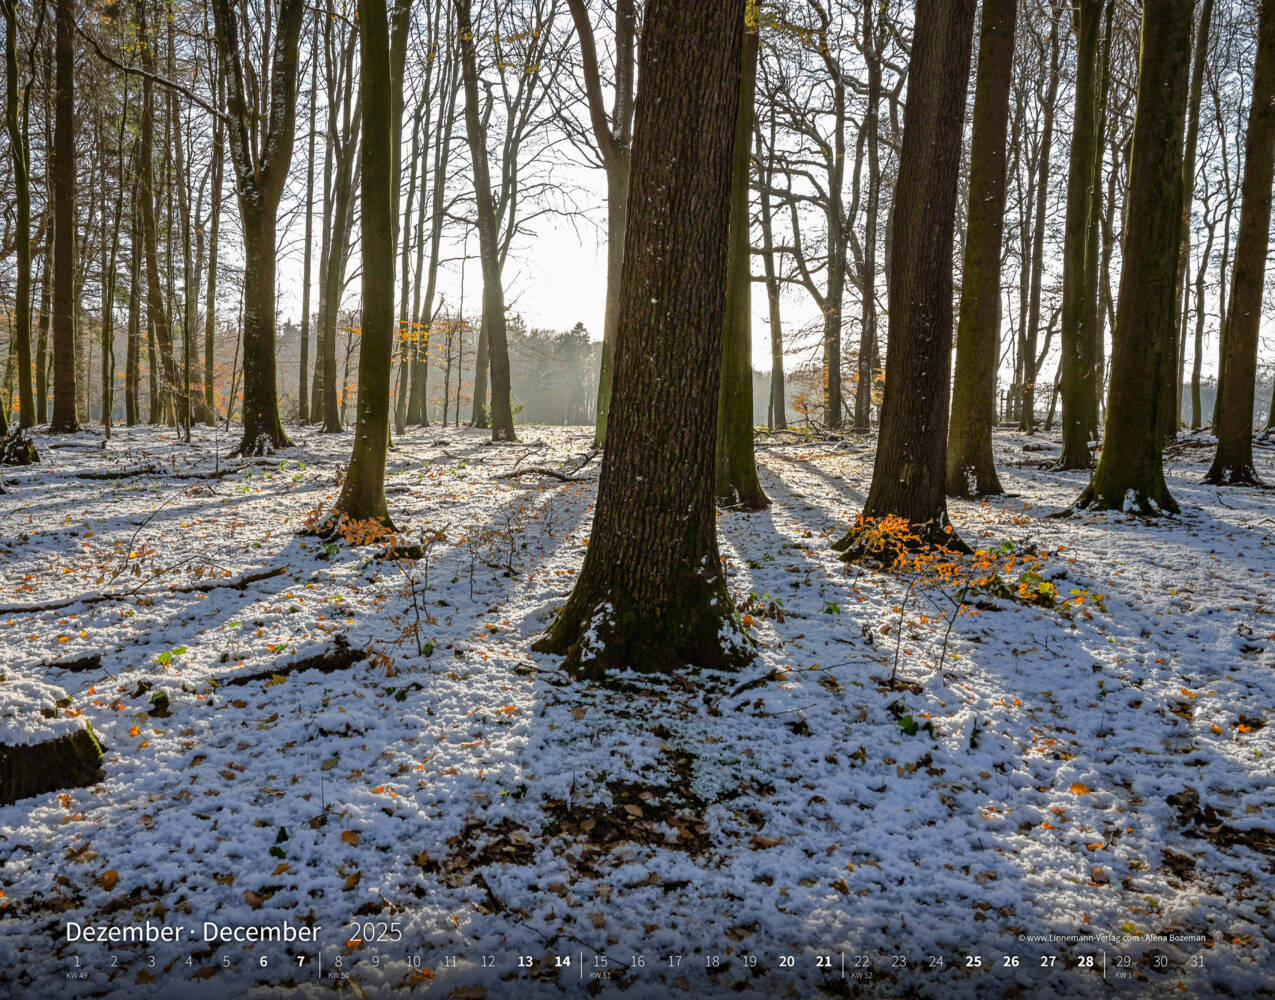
(0, 429, 39, 466)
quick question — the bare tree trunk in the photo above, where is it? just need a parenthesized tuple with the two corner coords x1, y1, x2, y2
(204, 71, 224, 424)
(49, 0, 77, 432)
(298, 14, 317, 425)
(1058, 0, 1102, 469)
(567, 0, 635, 449)
(35, 220, 51, 423)
(853, 0, 882, 433)
(125, 187, 140, 426)
(1021, 4, 1062, 433)
(756, 122, 785, 431)
(1190, 215, 1214, 430)
(946, 0, 1015, 499)
(1167, 0, 1214, 441)
(836, 0, 976, 560)
(137, 0, 176, 425)
(211, 0, 304, 455)
(455, 0, 514, 442)
(716, 22, 767, 511)
(1206, 0, 1275, 486)
(2, 0, 34, 428)
(1076, 0, 1192, 514)
(335, 0, 396, 527)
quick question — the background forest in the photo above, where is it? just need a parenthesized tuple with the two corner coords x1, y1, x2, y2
(2, 0, 1275, 445)
(1, 1, 1274, 998)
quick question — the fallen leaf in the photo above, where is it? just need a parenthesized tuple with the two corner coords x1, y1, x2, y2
(96, 870, 119, 891)
(342, 830, 361, 846)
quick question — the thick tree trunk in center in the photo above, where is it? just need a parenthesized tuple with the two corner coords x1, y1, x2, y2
(945, 0, 1015, 499)
(836, 0, 976, 560)
(534, 0, 750, 678)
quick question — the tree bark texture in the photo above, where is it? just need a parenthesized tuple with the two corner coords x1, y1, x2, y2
(945, 0, 1015, 499)
(1205, 0, 1275, 486)
(836, 0, 976, 559)
(534, 0, 751, 678)
(1076, 0, 1192, 514)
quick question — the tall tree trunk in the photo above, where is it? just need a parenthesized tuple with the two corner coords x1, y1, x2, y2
(101, 95, 128, 438)
(2, 0, 34, 428)
(835, 0, 976, 560)
(298, 15, 317, 425)
(146, 311, 158, 423)
(1190, 216, 1214, 430)
(211, 0, 304, 455)
(853, 0, 882, 433)
(567, 0, 635, 449)
(946, 0, 1015, 499)
(335, 0, 396, 527)
(1057, 0, 1102, 468)
(35, 224, 50, 423)
(1075, 0, 1192, 514)
(470, 308, 489, 428)
(455, 0, 514, 442)
(534, 0, 749, 677)
(136, 0, 176, 425)
(1167, 0, 1214, 441)
(1205, 0, 1275, 486)
(716, 21, 768, 511)
(126, 190, 141, 427)
(394, 104, 421, 435)
(49, 0, 77, 432)
(593, 153, 630, 446)
(756, 123, 785, 431)
(1021, 4, 1062, 433)
(205, 82, 224, 424)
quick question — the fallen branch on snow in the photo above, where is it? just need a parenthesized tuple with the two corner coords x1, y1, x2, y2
(0, 566, 288, 616)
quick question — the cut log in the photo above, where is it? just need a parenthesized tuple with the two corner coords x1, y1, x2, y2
(1, 726, 105, 806)
(0, 677, 105, 805)
(41, 652, 104, 673)
(218, 634, 365, 687)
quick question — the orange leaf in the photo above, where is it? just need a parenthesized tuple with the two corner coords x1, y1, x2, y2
(1069, 783, 1090, 795)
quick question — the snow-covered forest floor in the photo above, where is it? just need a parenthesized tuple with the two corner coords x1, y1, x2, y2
(1, 424, 1272, 999)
